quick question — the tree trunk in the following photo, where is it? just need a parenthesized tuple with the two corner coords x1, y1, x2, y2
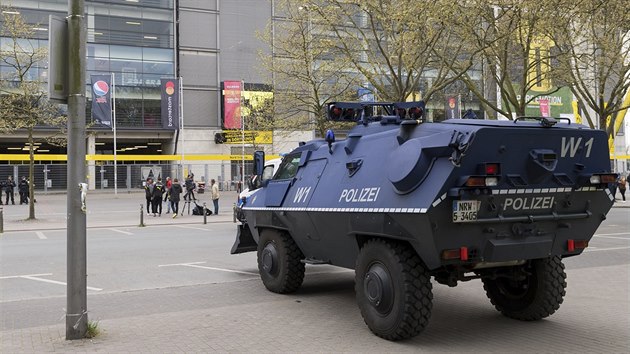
(28, 128, 36, 220)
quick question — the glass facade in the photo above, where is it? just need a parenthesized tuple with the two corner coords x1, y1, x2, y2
(1, 0, 175, 129)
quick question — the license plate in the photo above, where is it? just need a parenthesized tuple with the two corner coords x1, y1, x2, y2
(452, 200, 480, 223)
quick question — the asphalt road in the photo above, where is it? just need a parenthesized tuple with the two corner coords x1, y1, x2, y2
(0, 208, 628, 352)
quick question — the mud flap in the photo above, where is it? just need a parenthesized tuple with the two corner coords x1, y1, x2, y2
(230, 224, 258, 254)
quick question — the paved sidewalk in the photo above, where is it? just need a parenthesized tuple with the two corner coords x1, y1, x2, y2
(2, 189, 628, 232)
(1, 190, 239, 232)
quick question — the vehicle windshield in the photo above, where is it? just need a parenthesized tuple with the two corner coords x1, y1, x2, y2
(274, 154, 300, 180)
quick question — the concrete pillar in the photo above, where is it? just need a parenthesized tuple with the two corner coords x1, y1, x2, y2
(87, 134, 96, 190)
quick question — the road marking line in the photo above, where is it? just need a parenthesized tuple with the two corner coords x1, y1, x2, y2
(584, 246, 630, 252)
(158, 261, 258, 276)
(107, 228, 134, 236)
(0, 273, 102, 291)
(19, 275, 103, 291)
(594, 232, 630, 237)
(0, 273, 52, 279)
(35, 231, 47, 239)
(171, 225, 209, 232)
(593, 235, 630, 240)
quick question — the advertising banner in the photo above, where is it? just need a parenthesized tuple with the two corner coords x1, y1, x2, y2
(445, 96, 460, 119)
(539, 98, 550, 117)
(223, 81, 242, 129)
(160, 78, 180, 130)
(90, 74, 112, 128)
(221, 130, 273, 144)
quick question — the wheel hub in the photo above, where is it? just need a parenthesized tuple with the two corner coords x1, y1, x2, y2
(363, 263, 393, 314)
(261, 243, 278, 275)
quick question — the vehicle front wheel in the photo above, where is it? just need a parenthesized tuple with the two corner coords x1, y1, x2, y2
(257, 229, 305, 294)
(482, 256, 567, 321)
(355, 239, 433, 341)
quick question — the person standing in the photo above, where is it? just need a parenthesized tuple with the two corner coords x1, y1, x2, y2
(18, 176, 29, 205)
(163, 176, 172, 214)
(144, 178, 154, 215)
(618, 176, 626, 202)
(183, 174, 196, 201)
(169, 178, 183, 218)
(4, 176, 16, 205)
(153, 177, 165, 216)
(211, 178, 220, 215)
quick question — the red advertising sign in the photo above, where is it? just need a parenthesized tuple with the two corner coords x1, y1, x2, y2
(539, 98, 550, 117)
(223, 81, 242, 129)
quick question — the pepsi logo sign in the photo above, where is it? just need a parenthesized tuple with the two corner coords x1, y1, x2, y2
(165, 81, 175, 95)
(93, 81, 109, 96)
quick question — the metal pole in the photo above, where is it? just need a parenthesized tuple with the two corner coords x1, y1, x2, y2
(180, 76, 185, 181)
(241, 80, 245, 186)
(0, 207, 4, 234)
(139, 204, 145, 227)
(112, 72, 117, 195)
(203, 202, 207, 224)
(66, 0, 88, 340)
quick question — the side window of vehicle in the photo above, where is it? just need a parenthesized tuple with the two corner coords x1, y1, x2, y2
(262, 165, 275, 181)
(274, 155, 301, 180)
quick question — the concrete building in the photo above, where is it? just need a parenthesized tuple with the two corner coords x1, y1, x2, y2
(1, 0, 311, 190)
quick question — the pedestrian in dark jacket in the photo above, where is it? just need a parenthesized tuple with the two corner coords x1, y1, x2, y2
(18, 176, 29, 205)
(152, 178, 165, 216)
(169, 178, 183, 218)
(4, 176, 16, 205)
(144, 178, 154, 215)
(183, 174, 196, 201)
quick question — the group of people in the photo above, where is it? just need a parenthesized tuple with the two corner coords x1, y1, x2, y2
(0, 176, 30, 205)
(144, 174, 220, 218)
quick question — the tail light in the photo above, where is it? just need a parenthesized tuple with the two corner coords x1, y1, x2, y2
(567, 239, 588, 252)
(589, 173, 617, 184)
(483, 163, 501, 175)
(465, 176, 499, 187)
(442, 247, 469, 261)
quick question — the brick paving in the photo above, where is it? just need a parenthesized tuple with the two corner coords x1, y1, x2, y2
(0, 191, 628, 352)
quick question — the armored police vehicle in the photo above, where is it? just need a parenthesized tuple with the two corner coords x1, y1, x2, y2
(231, 101, 616, 340)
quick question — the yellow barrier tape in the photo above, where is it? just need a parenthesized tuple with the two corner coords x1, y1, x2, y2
(0, 154, 282, 162)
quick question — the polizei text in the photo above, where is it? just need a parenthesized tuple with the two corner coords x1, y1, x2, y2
(503, 196, 555, 211)
(339, 187, 381, 203)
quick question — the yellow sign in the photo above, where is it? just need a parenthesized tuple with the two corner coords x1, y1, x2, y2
(223, 130, 273, 144)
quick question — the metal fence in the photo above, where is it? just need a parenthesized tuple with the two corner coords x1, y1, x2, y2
(0, 161, 254, 193)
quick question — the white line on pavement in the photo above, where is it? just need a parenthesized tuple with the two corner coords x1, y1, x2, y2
(0, 273, 102, 291)
(594, 232, 630, 237)
(593, 235, 630, 240)
(158, 261, 258, 276)
(584, 246, 630, 253)
(171, 225, 209, 232)
(0, 273, 52, 279)
(35, 231, 47, 240)
(20, 275, 103, 291)
(107, 228, 134, 236)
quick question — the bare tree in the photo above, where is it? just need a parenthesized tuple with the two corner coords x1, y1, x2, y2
(0, 7, 66, 219)
(259, 0, 359, 136)
(548, 0, 630, 136)
(313, 0, 467, 104)
(447, 0, 564, 119)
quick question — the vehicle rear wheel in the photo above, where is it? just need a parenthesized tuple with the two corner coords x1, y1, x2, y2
(257, 229, 305, 294)
(482, 256, 566, 320)
(355, 239, 433, 341)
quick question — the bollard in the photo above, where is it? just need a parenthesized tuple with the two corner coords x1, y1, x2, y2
(203, 202, 207, 225)
(233, 203, 237, 223)
(139, 204, 145, 227)
(0, 207, 3, 234)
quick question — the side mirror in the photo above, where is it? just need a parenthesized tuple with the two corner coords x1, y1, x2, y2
(253, 150, 265, 179)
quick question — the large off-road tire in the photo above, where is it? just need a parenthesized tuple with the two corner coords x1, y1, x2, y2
(257, 229, 305, 294)
(482, 256, 566, 321)
(355, 239, 433, 341)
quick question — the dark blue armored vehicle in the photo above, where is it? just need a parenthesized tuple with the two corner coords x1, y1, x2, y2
(231, 101, 616, 340)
